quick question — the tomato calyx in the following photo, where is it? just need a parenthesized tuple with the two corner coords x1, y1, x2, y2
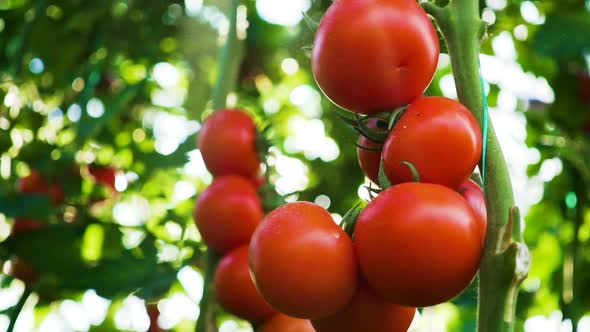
(400, 161, 421, 183)
(378, 159, 392, 190)
(339, 202, 365, 237)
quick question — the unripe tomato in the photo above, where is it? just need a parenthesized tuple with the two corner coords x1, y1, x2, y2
(354, 183, 482, 307)
(259, 314, 316, 332)
(89, 166, 117, 191)
(357, 119, 387, 184)
(312, 0, 439, 114)
(312, 286, 415, 332)
(194, 176, 263, 252)
(19, 171, 64, 206)
(382, 97, 482, 189)
(198, 109, 260, 178)
(249, 202, 357, 319)
(12, 218, 45, 235)
(215, 246, 276, 322)
(459, 179, 487, 245)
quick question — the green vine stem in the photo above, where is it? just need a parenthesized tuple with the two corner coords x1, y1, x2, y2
(7, 286, 32, 332)
(196, 1, 242, 332)
(421, 1, 531, 332)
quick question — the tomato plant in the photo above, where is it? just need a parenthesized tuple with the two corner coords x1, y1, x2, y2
(215, 246, 276, 322)
(259, 314, 316, 332)
(194, 176, 264, 252)
(354, 183, 482, 307)
(311, 286, 415, 332)
(249, 202, 357, 319)
(198, 109, 261, 178)
(382, 96, 482, 189)
(459, 179, 487, 244)
(312, 0, 439, 114)
(357, 119, 387, 184)
(19, 171, 65, 206)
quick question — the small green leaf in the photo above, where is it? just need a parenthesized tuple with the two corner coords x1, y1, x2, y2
(378, 159, 392, 189)
(400, 161, 421, 182)
(339, 202, 365, 238)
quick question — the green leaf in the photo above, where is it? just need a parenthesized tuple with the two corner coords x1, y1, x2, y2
(378, 159, 392, 189)
(534, 11, 590, 60)
(0, 194, 53, 220)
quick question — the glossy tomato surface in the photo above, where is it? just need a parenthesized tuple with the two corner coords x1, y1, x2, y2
(357, 119, 387, 184)
(312, 286, 415, 332)
(459, 179, 487, 245)
(260, 314, 316, 332)
(19, 171, 64, 206)
(249, 202, 357, 319)
(194, 176, 263, 252)
(382, 97, 482, 189)
(312, 0, 439, 114)
(215, 246, 276, 322)
(354, 183, 483, 307)
(198, 109, 260, 178)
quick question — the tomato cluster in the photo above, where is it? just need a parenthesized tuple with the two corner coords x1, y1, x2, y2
(195, 109, 314, 329)
(7, 166, 120, 284)
(231, 0, 486, 330)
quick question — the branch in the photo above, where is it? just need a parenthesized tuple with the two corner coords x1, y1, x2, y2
(424, 1, 531, 331)
(7, 287, 32, 332)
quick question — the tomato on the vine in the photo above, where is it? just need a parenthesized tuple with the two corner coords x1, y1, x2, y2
(198, 109, 260, 178)
(357, 119, 387, 184)
(194, 176, 263, 252)
(459, 179, 487, 244)
(89, 166, 117, 191)
(260, 314, 316, 332)
(354, 183, 482, 307)
(19, 171, 64, 206)
(382, 96, 482, 189)
(249, 202, 357, 319)
(312, 286, 415, 332)
(215, 246, 276, 322)
(312, 0, 439, 114)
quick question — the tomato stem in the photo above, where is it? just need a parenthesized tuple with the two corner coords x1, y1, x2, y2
(7, 286, 32, 332)
(197, 1, 243, 332)
(422, 1, 530, 331)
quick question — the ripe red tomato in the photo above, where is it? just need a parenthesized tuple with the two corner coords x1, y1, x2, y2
(312, 0, 439, 114)
(89, 166, 117, 191)
(260, 314, 316, 332)
(354, 183, 483, 307)
(312, 286, 415, 332)
(7, 257, 38, 284)
(19, 171, 64, 206)
(357, 119, 387, 184)
(249, 202, 357, 319)
(11, 218, 45, 235)
(382, 96, 482, 189)
(198, 109, 260, 178)
(459, 179, 487, 245)
(194, 176, 263, 252)
(215, 246, 276, 322)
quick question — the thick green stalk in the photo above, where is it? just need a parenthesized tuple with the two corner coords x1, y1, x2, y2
(196, 1, 242, 332)
(422, 1, 530, 331)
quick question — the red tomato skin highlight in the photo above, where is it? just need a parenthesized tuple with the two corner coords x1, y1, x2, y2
(459, 179, 487, 245)
(382, 96, 482, 189)
(249, 202, 358, 319)
(198, 109, 260, 178)
(215, 246, 276, 322)
(312, 0, 439, 114)
(194, 176, 263, 253)
(312, 286, 415, 332)
(354, 183, 483, 307)
(259, 314, 316, 332)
